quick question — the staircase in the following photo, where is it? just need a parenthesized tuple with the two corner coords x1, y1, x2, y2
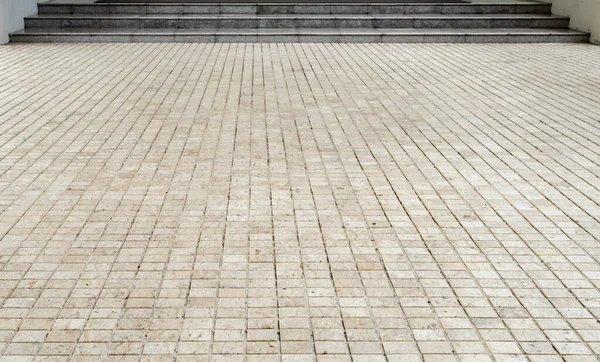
(10, 1, 590, 43)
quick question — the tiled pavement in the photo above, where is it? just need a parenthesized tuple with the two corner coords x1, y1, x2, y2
(0, 42, 599, 362)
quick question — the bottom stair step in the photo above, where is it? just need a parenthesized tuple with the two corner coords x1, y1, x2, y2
(10, 27, 590, 43)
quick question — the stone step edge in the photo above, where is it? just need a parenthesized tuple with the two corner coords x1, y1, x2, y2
(9, 33, 589, 43)
(11, 27, 589, 35)
(27, 14, 568, 19)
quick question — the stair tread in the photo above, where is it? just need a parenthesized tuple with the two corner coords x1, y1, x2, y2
(12, 27, 589, 35)
(28, 13, 566, 18)
(38, 1, 550, 5)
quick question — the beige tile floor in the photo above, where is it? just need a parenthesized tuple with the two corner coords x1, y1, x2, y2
(0, 43, 599, 362)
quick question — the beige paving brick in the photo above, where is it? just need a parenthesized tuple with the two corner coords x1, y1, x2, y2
(0, 42, 599, 361)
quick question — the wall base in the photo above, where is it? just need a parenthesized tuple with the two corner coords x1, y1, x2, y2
(551, 0, 599, 43)
(1, 0, 42, 44)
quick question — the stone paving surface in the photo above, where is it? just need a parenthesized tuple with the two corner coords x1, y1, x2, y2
(0, 43, 599, 362)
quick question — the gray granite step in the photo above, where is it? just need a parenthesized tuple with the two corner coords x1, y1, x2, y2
(14, 1, 587, 44)
(37, 2, 553, 15)
(25, 13, 570, 29)
(10, 27, 590, 43)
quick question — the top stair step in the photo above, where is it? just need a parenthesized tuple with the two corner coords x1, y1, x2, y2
(38, 2, 552, 15)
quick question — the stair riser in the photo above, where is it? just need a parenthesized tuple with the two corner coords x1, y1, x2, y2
(25, 17, 570, 29)
(10, 33, 589, 43)
(37, 4, 552, 15)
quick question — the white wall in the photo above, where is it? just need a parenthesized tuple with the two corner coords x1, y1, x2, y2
(0, 0, 41, 44)
(551, 0, 600, 43)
